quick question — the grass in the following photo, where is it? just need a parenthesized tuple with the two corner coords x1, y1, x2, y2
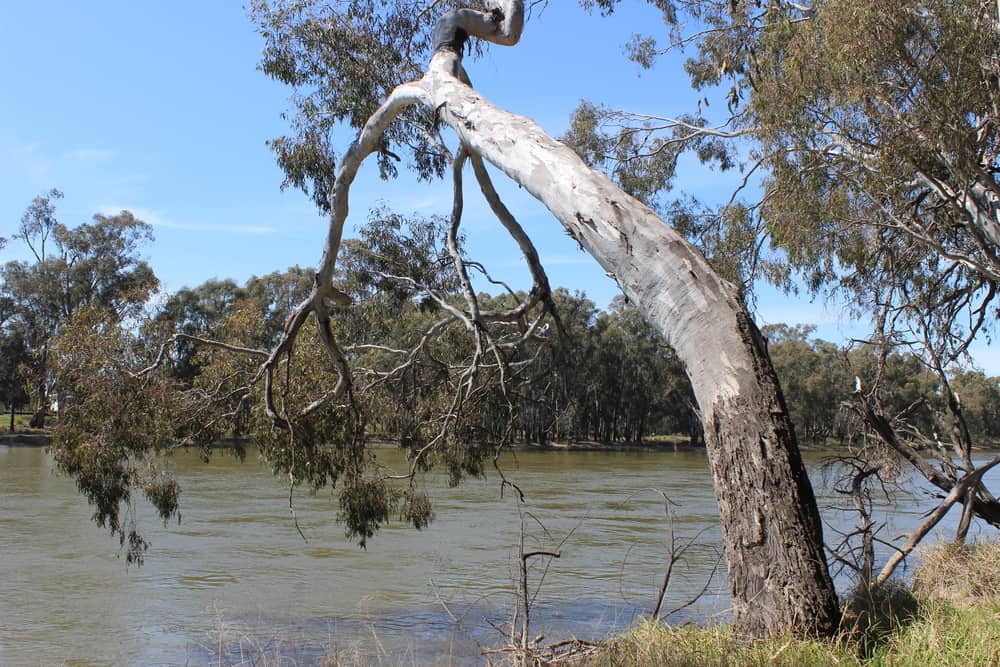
(3, 411, 54, 432)
(641, 433, 696, 445)
(912, 540, 1000, 605)
(584, 540, 1000, 667)
(582, 623, 850, 667)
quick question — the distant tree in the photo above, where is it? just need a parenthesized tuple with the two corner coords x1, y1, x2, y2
(155, 279, 246, 384)
(763, 325, 852, 445)
(244, 266, 315, 344)
(0, 333, 29, 431)
(2, 191, 158, 425)
(949, 371, 1000, 443)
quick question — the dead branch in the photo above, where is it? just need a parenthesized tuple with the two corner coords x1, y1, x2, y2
(875, 456, 1000, 587)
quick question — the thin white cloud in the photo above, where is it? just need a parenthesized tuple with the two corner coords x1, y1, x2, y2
(2, 143, 52, 186)
(98, 205, 275, 234)
(65, 147, 113, 162)
(406, 195, 447, 211)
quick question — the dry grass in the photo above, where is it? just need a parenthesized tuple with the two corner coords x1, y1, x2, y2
(912, 540, 1000, 606)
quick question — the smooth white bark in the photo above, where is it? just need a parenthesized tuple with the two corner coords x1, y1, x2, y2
(424, 51, 749, 412)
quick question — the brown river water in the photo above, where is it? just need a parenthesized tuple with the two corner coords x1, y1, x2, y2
(1, 444, 997, 666)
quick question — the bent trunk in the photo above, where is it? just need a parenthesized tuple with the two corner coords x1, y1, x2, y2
(422, 48, 839, 636)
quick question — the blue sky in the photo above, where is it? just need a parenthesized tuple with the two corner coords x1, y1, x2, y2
(2, 2, 996, 372)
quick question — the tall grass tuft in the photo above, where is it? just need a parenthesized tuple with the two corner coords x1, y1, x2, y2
(912, 540, 1000, 606)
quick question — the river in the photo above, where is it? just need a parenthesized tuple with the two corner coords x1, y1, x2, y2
(1, 444, 997, 666)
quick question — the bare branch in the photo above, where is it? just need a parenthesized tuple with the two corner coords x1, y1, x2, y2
(875, 456, 1000, 587)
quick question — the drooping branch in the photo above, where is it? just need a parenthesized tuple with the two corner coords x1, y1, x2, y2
(136, 333, 269, 378)
(259, 83, 431, 428)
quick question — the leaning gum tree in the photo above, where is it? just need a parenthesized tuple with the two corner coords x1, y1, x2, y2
(271, 1, 837, 636)
(53, 0, 839, 637)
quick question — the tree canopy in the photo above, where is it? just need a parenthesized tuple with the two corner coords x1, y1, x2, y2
(1, 191, 157, 425)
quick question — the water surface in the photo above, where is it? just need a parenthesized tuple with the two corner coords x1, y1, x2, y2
(1, 444, 996, 665)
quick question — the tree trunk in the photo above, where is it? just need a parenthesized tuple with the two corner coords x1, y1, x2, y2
(29, 406, 46, 429)
(30, 344, 48, 429)
(421, 46, 839, 635)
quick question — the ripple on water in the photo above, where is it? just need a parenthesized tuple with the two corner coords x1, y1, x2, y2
(304, 546, 356, 559)
(178, 573, 240, 589)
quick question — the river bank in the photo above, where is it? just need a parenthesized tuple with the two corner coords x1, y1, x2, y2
(582, 540, 1000, 667)
(0, 431, 703, 452)
(0, 431, 50, 446)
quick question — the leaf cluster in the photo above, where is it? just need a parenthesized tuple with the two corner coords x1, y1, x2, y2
(250, 0, 489, 210)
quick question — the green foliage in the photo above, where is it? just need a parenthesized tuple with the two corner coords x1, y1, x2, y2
(49, 307, 192, 564)
(763, 324, 853, 444)
(400, 488, 434, 529)
(337, 476, 401, 547)
(155, 267, 316, 384)
(750, 0, 1000, 304)
(1, 191, 158, 421)
(155, 278, 246, 383)
(947, 371, 1000, 443)
(249, 0, 487, 210)
(583, 2, 1000, 402)
(757, 324, 1000, 449)
(0, 332, 29, 415)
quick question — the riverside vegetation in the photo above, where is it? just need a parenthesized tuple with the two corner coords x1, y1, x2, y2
(586, 541, 1000, 667)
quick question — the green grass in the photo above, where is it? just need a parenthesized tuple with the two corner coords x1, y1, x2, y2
(4, 411, 54, 431)
(642, 433, 695, 445)
(585, 541, 1000, 667)
(584, 601, 1000, 667)
(583, 623, 852, 667)
(880, 599, 1000, 666)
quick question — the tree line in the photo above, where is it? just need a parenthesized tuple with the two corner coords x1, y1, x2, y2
(5, 195, 998, 449)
